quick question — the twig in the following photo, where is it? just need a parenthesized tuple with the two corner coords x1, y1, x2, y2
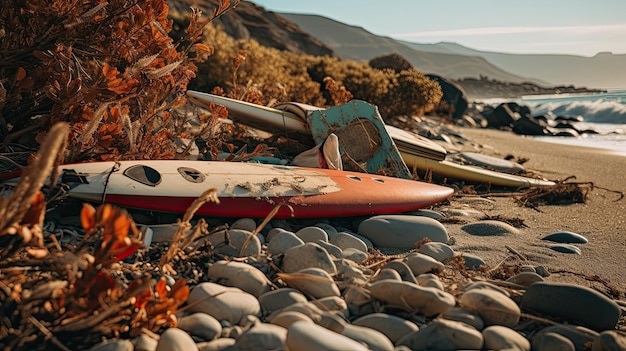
(505, 245, 527, 261)
(28, 316, 71, 351)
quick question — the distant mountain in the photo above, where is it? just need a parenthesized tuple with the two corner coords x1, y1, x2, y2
(399, 41, 626, 90)
(278, 13, 538, 85)
(280, 13, 626, 90)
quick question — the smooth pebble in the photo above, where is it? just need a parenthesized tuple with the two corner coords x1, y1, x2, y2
(460, 289, 521, 327)
(352, 313, 419, 344)
(266, 231, 304, 256)
(532, 331, 576, 351)
(230, 218, 257, 232)
(542, 230, 589, 243)
(187, 282, 260, 325)
(315, 240, 343, 258)
(207, 260, 270, 297)
(461, 220, 519, 236)
(483, 325, 531, 351)
(358, 215, 449, 248)
(330, 232, 368, 253)
(282, 242, 337, 274)
(178, 313, 222, 341)
(286, 321, 370, 351)
(397, 319, 484, 351)
(404, 252, 445, 275)
(258, 288, 307, 316)
(459, 252, 487, 270)
(88, 339, 134, 351)
(441, 307, 485, 330)
(593, 330, 626, 351)
(506, 271, 545, 286)
(279, 267, 340, 299)
(296, 226, 329, 243)
(521, 282, 621, 331)
(229, 323, 287, 351)
(419, 242, 455, 262)
(369, 280, 455, 317)
(156, 328, 199, 351)
(548, 243, 582, 254)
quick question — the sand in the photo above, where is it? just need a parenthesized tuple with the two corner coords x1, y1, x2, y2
(442, 127, 626, 290)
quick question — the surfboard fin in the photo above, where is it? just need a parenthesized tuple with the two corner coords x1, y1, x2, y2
(292, 133, 343, 170)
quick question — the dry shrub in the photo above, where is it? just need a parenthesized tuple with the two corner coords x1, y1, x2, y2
(0, 0, 239, 162)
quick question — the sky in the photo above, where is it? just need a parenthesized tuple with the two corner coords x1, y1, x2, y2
(248, 0, 626, 57)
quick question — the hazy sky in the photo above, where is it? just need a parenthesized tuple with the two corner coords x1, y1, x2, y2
(248, 0, 626, 57)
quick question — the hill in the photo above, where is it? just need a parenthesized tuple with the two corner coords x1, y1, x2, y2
(400, 41, 626, 90)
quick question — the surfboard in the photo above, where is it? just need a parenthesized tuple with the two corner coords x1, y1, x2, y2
(186, 91, 554, 187)
(401, 154, 555, 188)
(32, 160, 454, 218)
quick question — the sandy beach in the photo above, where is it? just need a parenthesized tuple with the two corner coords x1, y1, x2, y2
(445, 127, 626, 289)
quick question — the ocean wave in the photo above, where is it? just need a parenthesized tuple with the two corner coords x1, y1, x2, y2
(528, 99, 626, 124)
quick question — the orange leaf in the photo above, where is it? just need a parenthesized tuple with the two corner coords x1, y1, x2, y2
(170, 279, 189, 306)
(193, 43, 213, 55)
(15, 67, 26, 81)
(22, 192, 45, 226)
(155, 277, 167, 301)
(81, 203, 97, 233)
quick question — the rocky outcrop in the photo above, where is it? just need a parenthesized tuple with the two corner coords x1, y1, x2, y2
(169, 0, 333, 57)
(426, 74, 469, 120)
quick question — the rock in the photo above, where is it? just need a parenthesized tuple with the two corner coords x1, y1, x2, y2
(269, 310, 315, 329)
(380, 259, 418, 283)
(462, 220, 519, 236)
(341, 248, 368, 263)
(279, 267, 340, 299)
(532, 331, 576, 351)
(486, 103, 520, 129)
(464, 281, 511, 297)
(230, 218, 257, 232)
(178, 313, 222, 341)
(533, 324, 598, 351)
(282, 242, 337, 274)
(156, 328, 199, 351)
(266, 227, 292, 242)
(268, 301, 324, 323)
(369, 280, 455, 317)
(548, 243, 582, 254)
(258, 288, 308, 315)
(229, 323, 287, 351)
(404, 252, 445, 275)
(311, 296, 349, 317)
(483, 325, 531, 351)
(460, 289, 520, 327)
(196, 338, 237, 351)
(133, 334, 158, 351)
(187, 282, 261, 325)
(441, 307, 484, 330)
(521, 282, 621, 331)
(458, 252, 487, 270)
(373, 268, 402, 282)
(416, 273, 444, 290)
(352, 313, 419, 344)
(344, 286, 376, 317)
(506, 271, 545, 286)
(542, 231, 589, 243)
(418, 242, 455, 262)
(88, 339, 134, 351)
(426, 74, 469, 120)
(286, 321, 370, 351)
(330, 232, 368, 253)
(313, 223, 339, 240)
(315, 240, 343, 258)
(208, 229, 261, 257)
(207, 260, 270, 297)
(398, 319, 483, 351)
(593, 330, 626, 351)
(358, 215, 449, 249)
(513, 114, 548, 135)
(266, 230, 304, 256)
(295, 226, 329, 243)
(409, 209, 445, 219)
(341, 323, 395, 351)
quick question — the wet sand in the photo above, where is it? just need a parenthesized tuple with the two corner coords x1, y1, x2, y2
(446, 127, 626, 288)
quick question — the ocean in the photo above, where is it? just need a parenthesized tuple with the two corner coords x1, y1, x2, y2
(481, 90, 626, 156)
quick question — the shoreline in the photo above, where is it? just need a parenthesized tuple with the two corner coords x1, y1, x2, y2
(445, 127, 626, 288)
